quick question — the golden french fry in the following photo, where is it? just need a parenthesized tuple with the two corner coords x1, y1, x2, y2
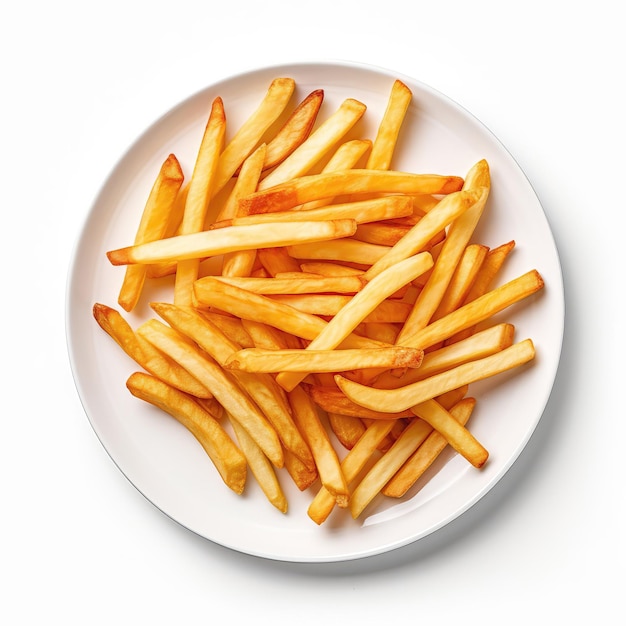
(205, 274, 365, 295)
(283, 447, 318, 491)
(175, 96, 226, 305)
(213, 77, 296, 193)
(240, 169, 465, 215)
(383, 397, 476, 497)
(374, 323, 516, 389)
(309, 418, 396, 524)
(396, 269, 544, 349)
(225, 346, 424, 374)
(92, 303, 212, 398)
(118, 154, 184, 312)
(137, 319, 284, 468)
(327, 411, 366, 450)
(288, 384, 349, 506)
(298, 262, 364, 276)
(229, 416, 287, 513)
(126, 372, 247, 494)
(365, 79, 412, 171)
(275, 252, 433, 392)
(107, 219, 357, 266)
(259, 89, 324, 172)
(349, 417, 434, 519)
(259, 98, 367, 189)
(287, 238, 391, 266)
(335, 338, 536, 414)
(353, 222, 411, 246)
(210, 194, 414, 229)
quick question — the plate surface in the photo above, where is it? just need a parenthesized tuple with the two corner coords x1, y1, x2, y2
(66, 61, 564, 562)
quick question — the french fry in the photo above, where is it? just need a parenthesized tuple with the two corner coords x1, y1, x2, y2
(174, 97, 226, 305)
(365, 79, 412, 171)
(259, 89, 324, 172)
(206, 274, 365, 295)
(383, 397, 476, 497)
(283, 447, 318, 491)
(335, 338, 536, 414)
(288, 384, 349, 506)
(258, 98, 367, 189)
(225, 346, 424, 374)
(240, 169, 465, 215)
(210, 194, 414, 229)
(106, 219, 358, 266)
(126, 372, 247, 494)
(275, 252, 433, 392)
(287, 238, 391, 266)
(298, 262, 364, 276)
(327, 411, 366, 450)
(137, 319, 284, 468)
(229, 416, 287, 513)
(212, 77, 295, 193)
(118, 154, 184, 312)
(92, 303, 211, 398)
(256, 246, 302, 276)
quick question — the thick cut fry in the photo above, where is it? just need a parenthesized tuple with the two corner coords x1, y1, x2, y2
(175, 97, 226, 305)
(383, 397, 476, 497)
(349, 417, 434, 519)
(365, 79, 412, 171)
(212, 77, 295, 193)
(288, 385, 349, 506)
(259, 98, 367, 189)
(210, 194, 414, 229)
(149, 302, 314, 469)
(225, 346, 424, 374)
(396, 270, 544, 349)
(309, 419, 396, 524)
(126, 372, 247, 494)
(92, 303, 211, 398)
(216, 144, 267, 278)
(335, 338, 536, 414)
(107, 219, 357, 266)
(269, 294, 412, 323)
(364, 187, 484, 281)
(240, 169, 465, 215)
(137, 319, 284, 468)
(229, 416, 287, 513)
(259, 89, 324, 172)
(287, 238, 390, 266)
(275, 252, 433, 392)
(205, 274, 365, 295)
(118, 154, 184, 312)
(374, 323, 516, 388)
(411, 398, 488, 468)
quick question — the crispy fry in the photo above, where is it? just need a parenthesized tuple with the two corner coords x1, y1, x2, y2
(229, 416, 287, 513)
(118, 154, 184, 312)
(206, 274, 365, 295)
(259, 89, 324, 172)
(383, 397, 476, 497)
(259, 98, 367, 189)
(126, 372, 247, 494)
(225, 346, 424, 374)
(213, 77, 296, 193)
(175, 97, 226, 305)
(241, 169, 465, 215)
(335, 338, 536, 414)
(287, 238, 390, 266)
(288, 384, 349, 506)
(92, 303, 211, 398)
(107, 219, 358, 266)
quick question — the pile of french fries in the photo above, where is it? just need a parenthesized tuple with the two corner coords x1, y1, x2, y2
(94, 76, 544, 524)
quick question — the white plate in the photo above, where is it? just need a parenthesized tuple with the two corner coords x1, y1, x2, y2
(66, 61, 564, 563)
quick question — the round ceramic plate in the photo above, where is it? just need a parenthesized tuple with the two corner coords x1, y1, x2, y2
(66, 61, 564, 563)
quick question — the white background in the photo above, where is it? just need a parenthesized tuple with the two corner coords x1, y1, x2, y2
(2, 1, 622, 623)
